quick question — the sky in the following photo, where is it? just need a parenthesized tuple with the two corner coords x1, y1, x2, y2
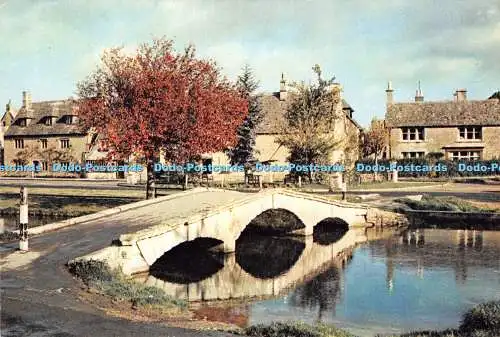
(1, 0, 499, 127)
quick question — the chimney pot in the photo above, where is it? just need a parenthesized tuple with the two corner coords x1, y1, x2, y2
(455, 89, 467, 102)
(22, 91, 32, 109)
(386, 81, 394, 105)
(279, 73, 287, 101)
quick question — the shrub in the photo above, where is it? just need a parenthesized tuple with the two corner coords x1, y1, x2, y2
(460, 301, 500, 332)
(0, 231, 19, 242)
(68, 261, 187, 310)
(245, 321, 353, 337)
(67, 260, 113, 284)
(395, 196, 495, 213)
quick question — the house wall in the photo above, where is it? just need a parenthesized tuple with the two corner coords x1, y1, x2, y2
(389, 126, 500, 159)
(483, 126, 500, 159)
(4, 135, 88, 167)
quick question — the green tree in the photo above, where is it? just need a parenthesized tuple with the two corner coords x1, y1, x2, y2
(226, 64, 262, 166)
(489, 91, 500, 100)
(276, 65, 342, 181)
(362, 118, 388, 180)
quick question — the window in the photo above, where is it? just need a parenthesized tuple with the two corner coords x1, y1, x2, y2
(18, 119, 27, 127)
(402, 127, 424, 141)
(450, 150, 481, 161)
(458, 126, 481, 140)
(41, 161, 48, 170)
(15, 138, 24, 149)
(60, 139, 70, 149)
(63, 115, 73, 125)
(40, 139, 48, 149)
(44, 117, 52, 126)
(401, 151, 425, 159)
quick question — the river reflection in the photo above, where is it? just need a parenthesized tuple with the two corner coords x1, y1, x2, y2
(135, 228, 500, 336)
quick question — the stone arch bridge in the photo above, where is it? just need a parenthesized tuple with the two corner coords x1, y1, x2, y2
(74, 188, 369, 275)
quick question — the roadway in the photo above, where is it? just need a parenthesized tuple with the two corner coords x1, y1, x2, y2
(1, 189, 249, 337)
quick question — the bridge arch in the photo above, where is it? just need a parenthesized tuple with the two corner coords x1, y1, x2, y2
(82, 189, 368, 275)
(313, 218, 350, 245)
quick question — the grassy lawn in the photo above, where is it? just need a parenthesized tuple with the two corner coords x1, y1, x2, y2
(0, 187, 144, 217)
(395, 195, 497, 213)
(0, 186, 145, 199)
(350, 181, 442, 190)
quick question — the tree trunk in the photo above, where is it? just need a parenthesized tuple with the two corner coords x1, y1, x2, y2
(145, 160, 154, 200)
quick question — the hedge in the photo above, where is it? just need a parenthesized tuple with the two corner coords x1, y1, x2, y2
(355, 158, 500, 178)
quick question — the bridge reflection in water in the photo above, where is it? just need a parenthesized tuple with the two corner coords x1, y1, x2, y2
(134, 226, 367, 302)
(134, 227, 500, 333)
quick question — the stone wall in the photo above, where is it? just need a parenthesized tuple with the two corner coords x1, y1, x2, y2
(389, 126, 500, 159)
(3, 135, 87, 166)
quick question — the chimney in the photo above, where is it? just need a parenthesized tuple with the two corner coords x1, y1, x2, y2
(5, 100, 11, 114)
(279, 73, 287, 101)
(454, 89, 467, 102)
(385, 81, 394, 105)
(22, 91, 32, 110)
(415, 81, 424, 102)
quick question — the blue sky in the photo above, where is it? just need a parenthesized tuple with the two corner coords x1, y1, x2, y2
(1, 0, 499, 127)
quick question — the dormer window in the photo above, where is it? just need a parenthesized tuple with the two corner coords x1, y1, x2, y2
(65, 116, 73, 125)
(18, 118, 27, 127)
(44, 117, 52, 126)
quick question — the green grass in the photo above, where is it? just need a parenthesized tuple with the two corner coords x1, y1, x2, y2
(0, 188, 142, 217)
(380, 301, 500, 337)
(395, 195, 496, 213)
(0, 186, 145, 198)
(247, 302, 500, 337)
(350, 181, 441, 190)
(67, 260, 186, 310)
(245, 321, 354, 337)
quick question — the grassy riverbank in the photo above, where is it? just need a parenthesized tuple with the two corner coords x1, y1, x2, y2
(243, 301, 500, 337)
(67, 261, 499, 337)
(395, 195, 498, 213)
(68, 260, 186, 312)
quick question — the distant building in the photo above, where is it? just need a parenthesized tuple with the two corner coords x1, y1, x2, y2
(3, 91, 92, 171)
(1, 100, 18, 164)
(202, 74, 363, 182)
(385, 83, 500, 160)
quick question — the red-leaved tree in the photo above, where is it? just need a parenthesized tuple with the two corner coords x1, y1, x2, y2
(77, 38, 248, 198)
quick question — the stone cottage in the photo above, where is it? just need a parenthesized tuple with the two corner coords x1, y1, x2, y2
(385, 83, 500, 160)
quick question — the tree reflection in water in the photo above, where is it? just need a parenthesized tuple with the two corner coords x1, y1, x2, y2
(288, 264, 343, 322)
(236, 231, 306, 278)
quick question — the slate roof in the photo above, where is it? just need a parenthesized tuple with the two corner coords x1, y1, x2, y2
(386, 99, 500, 127)
(5, 99, 85, 137)
(255, 92, 360, 134)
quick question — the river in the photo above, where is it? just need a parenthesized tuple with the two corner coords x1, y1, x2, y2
(134, 227, 500, 336)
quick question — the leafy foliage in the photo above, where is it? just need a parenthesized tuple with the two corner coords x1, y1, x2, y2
(67, 259, 186, 309)
(395, 195, 495, 212)
(77, 37, 248, 197)
(67, 259, 113, 284)
(245, 321, 354, 337)
(362, 118, 388, 159)
(276, 65, 343, 170)
(15, 145, 75, 166)
(460, 301, 500, 332)
(226, 64, 262, 166)
(488, 91, 500, 100)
